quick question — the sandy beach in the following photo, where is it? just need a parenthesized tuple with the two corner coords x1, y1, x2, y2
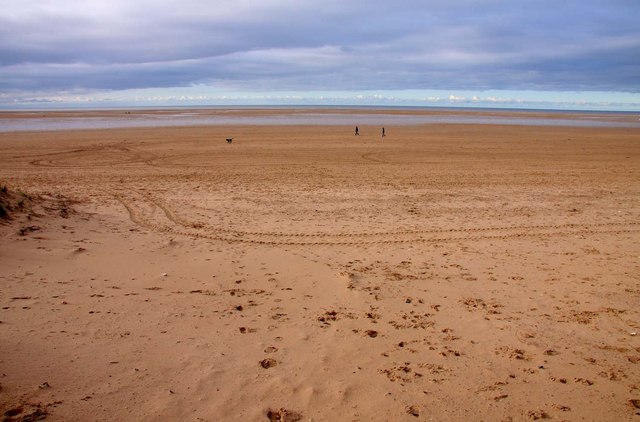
(1, 109, 639, 421)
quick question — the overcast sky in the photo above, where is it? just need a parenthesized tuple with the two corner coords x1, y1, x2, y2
(1, 0, 639, 109)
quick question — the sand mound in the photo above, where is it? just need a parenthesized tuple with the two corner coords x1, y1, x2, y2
(0, 185, 77, 226)
(0, 185, 32, 221)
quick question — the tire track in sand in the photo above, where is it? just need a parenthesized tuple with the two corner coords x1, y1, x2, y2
(115, 192, 640, 246)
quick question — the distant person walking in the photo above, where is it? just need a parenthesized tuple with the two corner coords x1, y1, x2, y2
(382, 127, 386, 137)
(355, 126, 359, 135)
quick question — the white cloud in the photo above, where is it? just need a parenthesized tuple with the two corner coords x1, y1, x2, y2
(448, 95, 466, 102)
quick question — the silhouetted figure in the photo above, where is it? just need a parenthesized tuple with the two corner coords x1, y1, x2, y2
(382, 127, 386, 137)
(226, 138, 233, 144)
(355, 126, 359, 135)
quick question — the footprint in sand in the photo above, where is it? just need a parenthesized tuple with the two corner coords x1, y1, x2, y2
(526, 409, 550, 420)
(379, 364, 423, 383)
(365, 330, 378, 338)
(495, 346, 529, 360)
(260, 358, 277, 369)
(406, 405, 420, 417)
(3, 405, 48, 421)
(267, 408, 302, 422)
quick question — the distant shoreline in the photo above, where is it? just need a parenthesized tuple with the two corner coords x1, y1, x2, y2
(0, 107, 639, 133)
(1, 104, 639, 115)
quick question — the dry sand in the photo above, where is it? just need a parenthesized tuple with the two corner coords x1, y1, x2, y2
(0, 111, 639, 421)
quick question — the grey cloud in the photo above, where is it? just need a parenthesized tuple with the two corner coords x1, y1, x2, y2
(0, 0, 639, 96)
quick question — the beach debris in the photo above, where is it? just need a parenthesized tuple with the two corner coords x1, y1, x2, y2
(226, 138, 233, 144)
(631, 332, 637, 336)
(161, 272, 168, 277)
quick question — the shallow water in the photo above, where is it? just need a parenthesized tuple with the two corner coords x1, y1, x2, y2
(1, 110, 639, 132)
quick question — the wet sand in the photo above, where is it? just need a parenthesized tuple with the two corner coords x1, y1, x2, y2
(2, 107, 639, 132)
(1, 112, 639, 421)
